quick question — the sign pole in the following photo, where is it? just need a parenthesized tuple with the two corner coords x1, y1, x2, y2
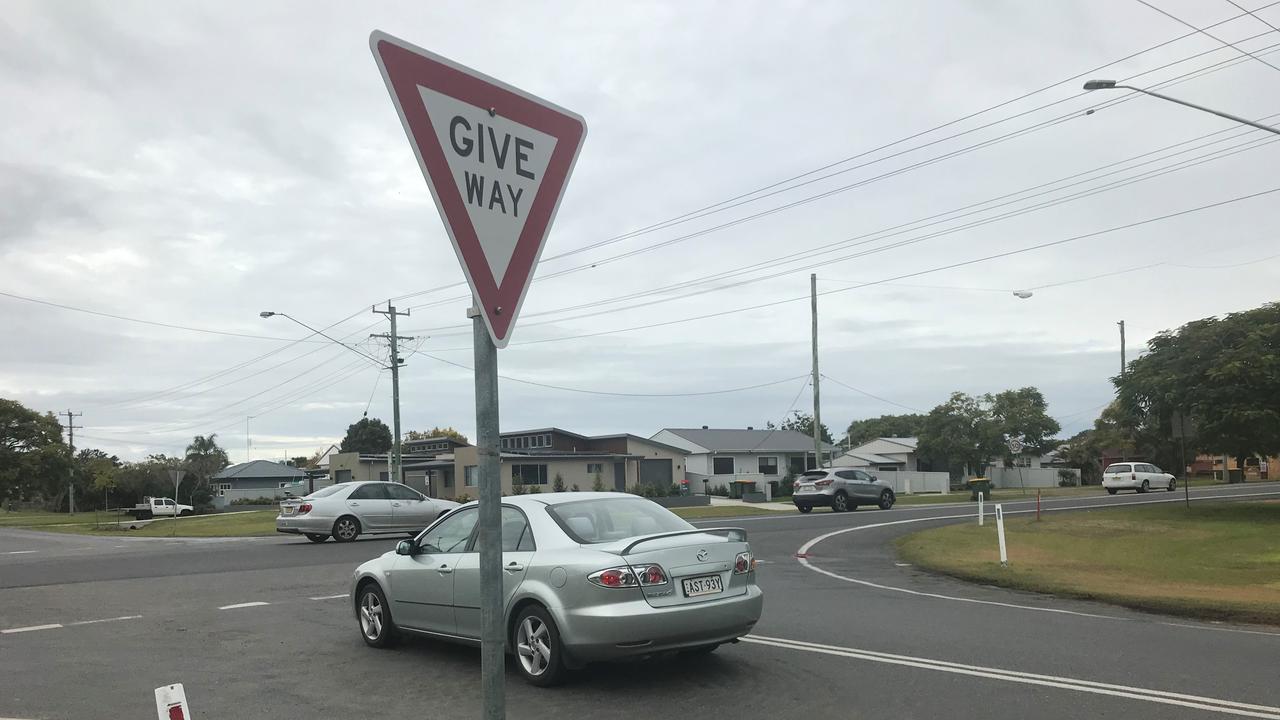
(470, 303, 504, 720)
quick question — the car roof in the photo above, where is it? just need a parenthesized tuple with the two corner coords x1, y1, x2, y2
(460, 491, 649, 508)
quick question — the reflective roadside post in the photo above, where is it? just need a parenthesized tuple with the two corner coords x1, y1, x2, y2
(995, 504, 1008, 567)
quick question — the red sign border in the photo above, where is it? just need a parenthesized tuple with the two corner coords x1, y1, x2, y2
(370, 30, 586, 347)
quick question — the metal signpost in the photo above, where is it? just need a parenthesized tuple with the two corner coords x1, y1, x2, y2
(168, 469, 185, 537)
(1005, 436, 1026, 495)
(370, 31, 586, 719)
(1171, 410, 1196, 510)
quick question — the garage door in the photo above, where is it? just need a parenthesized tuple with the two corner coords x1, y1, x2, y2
(639, 459, 673, 489)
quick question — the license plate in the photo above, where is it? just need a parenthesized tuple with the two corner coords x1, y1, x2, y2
(681, 574, 724, 598)
(282, 506, 295, 515)
(799, 484, 815, 493)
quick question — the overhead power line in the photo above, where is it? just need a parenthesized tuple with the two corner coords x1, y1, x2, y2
(820, 374, 923, 413)
(1135, 0, 1280, 74)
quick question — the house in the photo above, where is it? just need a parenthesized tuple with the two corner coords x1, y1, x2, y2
(327, 452, 438, 494)
(211, 460, 306, 507)
(428, 428, 689, 500)
(650, 427, 833, 491)
(832, 437, 923, 471)
(403, 435, 471, 454)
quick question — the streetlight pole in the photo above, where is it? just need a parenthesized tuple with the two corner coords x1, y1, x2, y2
(1083, 80, 1280, 136)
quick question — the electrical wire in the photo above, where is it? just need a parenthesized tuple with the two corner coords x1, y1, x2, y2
(1135, 0, 1280, 74)
(1225, 0, 1280, 35)
(748, 377, 814, 452)
(820, 373, 923, 413)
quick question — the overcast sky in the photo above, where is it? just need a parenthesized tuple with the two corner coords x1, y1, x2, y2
(3, 0, 1279, 463)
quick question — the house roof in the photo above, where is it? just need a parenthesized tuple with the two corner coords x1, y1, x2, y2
(835, 451, 902, 466)
(879, 437, 918, 449)
(403, 436, 470, 447)
(213, 460, 305, 480)
(501, 427, 589, 440)
(657, 428, 834, 453)
(590, 433, 691, 454)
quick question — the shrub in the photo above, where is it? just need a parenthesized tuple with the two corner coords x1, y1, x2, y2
(668, 483, 682, 497)
(626, 484, 642, 496)
(570, 484, 580, 492)
(552, 473, 566, 493)
(1058, 469, 1079, 487)
(512, 484, 528, 495)
(527, 485, 542, 494)
(231, 496, 278, 506)
(591, 472, 605, 492)
(454, 493, 472, 503)
(710, 484, 730, 497)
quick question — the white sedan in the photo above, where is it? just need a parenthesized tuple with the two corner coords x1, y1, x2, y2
(277, 481, 458, 543)
(1102, 462, 1176, 494)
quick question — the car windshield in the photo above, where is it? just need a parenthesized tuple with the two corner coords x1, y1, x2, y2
(546, 497, 693, 544)
(305, 484, 348, 499)
(800, 471, 827, 480)
(1103, 464, 1131, 474)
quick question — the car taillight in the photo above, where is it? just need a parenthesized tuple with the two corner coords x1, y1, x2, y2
(588, 565, 668, 588)
(298, 503, 312, 514)
(734, 551, 755, 575)
(814, 479, 833, 487)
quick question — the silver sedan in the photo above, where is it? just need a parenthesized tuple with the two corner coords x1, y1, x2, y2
(277, 481, 458, 543)
(349, 492, 763, 685)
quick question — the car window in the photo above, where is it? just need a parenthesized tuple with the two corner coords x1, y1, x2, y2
(800, 471, 828, 481)
(834, 470, 858, 480)
(1145, 464, 1160, 474)
(348, 484, 390, 500)
(547, 497, 693, 544)
(385, 484, 423, 501)
(1103, 464, 1131, 474)
(306, 484, 347, 499)
(419, 508, 478, 554)
(854, 470, 874, 482)
(470, 507, 536, 552)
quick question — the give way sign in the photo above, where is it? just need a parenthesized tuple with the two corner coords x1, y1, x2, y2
(370, 30, 587, 348)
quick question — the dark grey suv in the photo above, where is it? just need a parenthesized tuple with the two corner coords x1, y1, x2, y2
(792, 468, 896, 513)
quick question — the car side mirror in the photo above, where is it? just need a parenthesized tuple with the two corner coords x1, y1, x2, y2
(396, 540, 415, 556)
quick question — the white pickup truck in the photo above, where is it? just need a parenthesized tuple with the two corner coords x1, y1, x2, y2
(128, 496, 194, 519)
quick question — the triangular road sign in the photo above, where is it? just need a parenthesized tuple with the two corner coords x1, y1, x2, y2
(370, 30, 587, 348)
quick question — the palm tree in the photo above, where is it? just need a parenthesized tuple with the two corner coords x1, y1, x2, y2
(184, 434, 230, 504)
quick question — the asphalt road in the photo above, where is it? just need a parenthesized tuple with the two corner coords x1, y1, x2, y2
(2, 482, 1279, 720)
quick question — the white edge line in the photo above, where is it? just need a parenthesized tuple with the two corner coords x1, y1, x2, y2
(67, 615, 143, 626)
(1, 623, 63, 634)
(795, 489, 1280, 631)
(4, 550, 38, 555)
(742, 636, 1280, 719)
(309, 594, 348, 601)
(217, 601, 270, 610)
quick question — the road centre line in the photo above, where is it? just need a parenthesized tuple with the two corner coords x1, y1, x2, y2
(1, 624, 63, 634)
(4, 550, 38, 555)
(795, 490, 1280, 628)
(67, 615, 142, 626)
(743, 635, 1280, 719)
(218, 601, 270, 610)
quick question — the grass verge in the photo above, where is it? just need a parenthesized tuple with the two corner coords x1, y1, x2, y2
(23, 511, 279, 538)
(672, 505, 784, 519)
(895, 501, 1280, 625)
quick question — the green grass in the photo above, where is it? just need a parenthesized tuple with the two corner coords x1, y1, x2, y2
(23, 511, 279, 537)
(0, 510, 117, 527)
(672, 505, 784, 519)
(896, 501, 1280, 625)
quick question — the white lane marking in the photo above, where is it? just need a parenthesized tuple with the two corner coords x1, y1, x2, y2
(67, 615, 143, 626)
(4, 550, 37, 555)
(796, 490, 1280, 628)
(218, 601, 270, 610)
(309, 594, 347, 601)
(744, 635, 1280, 719)
(1, 623, 63, 634)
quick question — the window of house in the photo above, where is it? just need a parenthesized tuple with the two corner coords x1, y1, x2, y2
(464, 465, 478, 487)
(512, 464, 548, 485)
(542, 434, 551, 447)
(788, 456, 807, 475)
(758, 456, 779, 475)
(586, 462, 603, 475)
(378, 471, 389, 481)
(713, 457, 735, 475)
(443, 472, 453, 488)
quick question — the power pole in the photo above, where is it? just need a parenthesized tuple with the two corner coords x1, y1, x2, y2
(245, 415, 254, 463)
(373, 302, 412, 484)
(1117, 320, 1126, 376)
(61, 410, 83, 514)
(810, 274, 822, 469)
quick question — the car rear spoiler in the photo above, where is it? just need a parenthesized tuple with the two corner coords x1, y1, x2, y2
(618, 528, 747, 555)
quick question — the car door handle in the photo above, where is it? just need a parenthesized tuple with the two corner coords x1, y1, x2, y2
(504, 562, 526, 572)
(437, 565, 452, 575)
(392, 502, 402, 507)
(348, 502, 360, 506)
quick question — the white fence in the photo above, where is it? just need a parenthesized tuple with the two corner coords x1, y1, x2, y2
(870, 470, 951, 494)
(988, 466, 1079, 489)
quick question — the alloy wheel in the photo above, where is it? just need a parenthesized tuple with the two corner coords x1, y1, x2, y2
(359, 591, 383, 641)
(516, 616, 552, 677)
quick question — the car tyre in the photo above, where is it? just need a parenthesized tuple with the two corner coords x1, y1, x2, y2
(332, 516, 361, 543)
(1167, 479, 1176, 492)
(832, 491, 850, 512)
(179, 509, 193, 517)
(513, 605, 567, 687)
(1106, 488, 1118, 495)
(878, 490, 896, 510)
(305, 533, 328, 543)
(679, 643, 720, 657)
(356, 583, 398, 648)
(1139, 479, 1150, 494)
(797, 505, 812, 514)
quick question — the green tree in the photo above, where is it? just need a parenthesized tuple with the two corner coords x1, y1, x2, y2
(340, 417, 393, 454)
(404, 426, 470, 444)
(843, 414, 927, 447)
(0, 399, 70, 509)
(591, 472, 605, 492)
(1053, 429, 1104, 485)
(779, 410, 833, 444)
(552, 472, 565, 493)
(74, 448, 121, 511)
(183, 434, 229, 510)
(1115, 303, 1280, 472)
(990, 387, 1061, 463)
(917, 392, 1003, 480)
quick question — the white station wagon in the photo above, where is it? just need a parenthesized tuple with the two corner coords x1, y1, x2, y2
(1102, 462, 1176, 494)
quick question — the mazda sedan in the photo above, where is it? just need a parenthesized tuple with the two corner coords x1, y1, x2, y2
(349, 492, 763, 685)
(277, 481, 458, 543)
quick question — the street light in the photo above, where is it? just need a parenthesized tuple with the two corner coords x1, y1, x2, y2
(1012, 291, 1034, 300)
(1082, 79, 1280, 136)
(259, 311, 386, 366)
